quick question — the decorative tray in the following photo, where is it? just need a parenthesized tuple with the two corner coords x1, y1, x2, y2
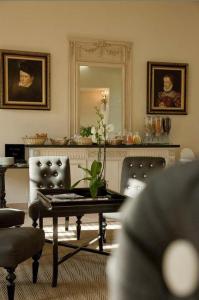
(37, 188, 126, 206)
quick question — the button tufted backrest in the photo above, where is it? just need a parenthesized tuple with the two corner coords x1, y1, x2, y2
(29, 156, 71, 204)
(120, 156, 166, 194)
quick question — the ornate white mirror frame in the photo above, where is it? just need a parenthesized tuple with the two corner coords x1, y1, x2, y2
(69, 38, 132, 137)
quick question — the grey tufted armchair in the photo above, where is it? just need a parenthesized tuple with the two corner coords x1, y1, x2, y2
(120, 156, 166, 192)
(0, 208, 44, 300)
(108, 160, 199, 300)
(28, 156, 82, 239)
(102, 156, 166, 242)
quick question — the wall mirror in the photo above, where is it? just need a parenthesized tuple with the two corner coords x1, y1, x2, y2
(69, 38, 132, 137)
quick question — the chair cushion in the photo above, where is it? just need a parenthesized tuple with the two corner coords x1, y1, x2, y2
(0, 227, 45, 268)
(0, 209, 25, 228)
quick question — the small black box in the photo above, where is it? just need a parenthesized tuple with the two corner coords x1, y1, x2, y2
(5, 144, 25, 163)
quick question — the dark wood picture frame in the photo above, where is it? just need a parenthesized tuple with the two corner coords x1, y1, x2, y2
(0, 49, 50, 110)
(147, 61, 188, 115)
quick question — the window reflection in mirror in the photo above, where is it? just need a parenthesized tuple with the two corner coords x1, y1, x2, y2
(69, 39, 132, 137)
(79, 65, 123, 134)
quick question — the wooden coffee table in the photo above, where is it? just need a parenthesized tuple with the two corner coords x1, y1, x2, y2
(37, 187, 126, 287)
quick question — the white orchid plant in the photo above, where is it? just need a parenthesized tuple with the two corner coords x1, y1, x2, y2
(91, 108, 114, 145)
(71, 107, 114, 198)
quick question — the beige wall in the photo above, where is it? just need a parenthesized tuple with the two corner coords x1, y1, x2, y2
(0, 1, 199, 203)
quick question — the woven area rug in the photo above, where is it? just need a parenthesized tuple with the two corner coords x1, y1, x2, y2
(0, 217, 120, 300)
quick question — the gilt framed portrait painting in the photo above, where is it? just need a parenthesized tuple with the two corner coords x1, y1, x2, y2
(0, 49, 50, 110)
(147, 61, 188, 115)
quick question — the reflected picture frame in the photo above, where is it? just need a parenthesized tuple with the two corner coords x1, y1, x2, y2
(0, 49, 50, 110)
(147, 61, 188, 115)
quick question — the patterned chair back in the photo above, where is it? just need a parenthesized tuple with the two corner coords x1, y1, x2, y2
(28, 156, 71, 221)
(120, 156, 166, 194)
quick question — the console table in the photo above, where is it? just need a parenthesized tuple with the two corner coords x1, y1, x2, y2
(27, 144, 180, 192)
(0, 166, 7, 207)
(0, 165, 29, 207)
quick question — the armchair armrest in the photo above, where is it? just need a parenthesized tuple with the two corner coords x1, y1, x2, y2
(28, 199, 51, 222)
(0, 208, 25, 228)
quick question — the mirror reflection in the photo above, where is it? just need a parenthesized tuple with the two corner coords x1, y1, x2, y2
(79, 65, 123, 133)
(69, 39, 132, 136)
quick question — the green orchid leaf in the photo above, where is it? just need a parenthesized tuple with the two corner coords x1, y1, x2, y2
(89, 177, 104, 198)
(89, 185, 97, 198)
(78, 164, 92, 176)
(89, 179, 99, 198)
(90, 160, 102, 177)
(70, 176, 92, 189)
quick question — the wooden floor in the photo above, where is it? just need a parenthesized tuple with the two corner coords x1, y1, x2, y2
(0, 214, 115, 300)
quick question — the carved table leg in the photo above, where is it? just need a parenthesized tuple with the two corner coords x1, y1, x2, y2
(65, 216, 69, 231)
(102, 216, 107, 243)
(32, 219, 38, 228)
(98, 213, 104, 252)
(52, 216, 58, 287)
(39, 217, 43, 229)
(76, 216, 82, 240)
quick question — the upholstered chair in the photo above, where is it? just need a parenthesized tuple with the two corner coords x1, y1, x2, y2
(0, 208, 25, 227)
(102, 156, 166, 242)
(28, 156, 82, 239)
(108, 160, 199, 300)
(0, 208, 44, 300)
(119, 156, 166, 192)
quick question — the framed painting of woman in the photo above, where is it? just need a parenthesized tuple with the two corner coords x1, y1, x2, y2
(147, 61, 188, 115)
